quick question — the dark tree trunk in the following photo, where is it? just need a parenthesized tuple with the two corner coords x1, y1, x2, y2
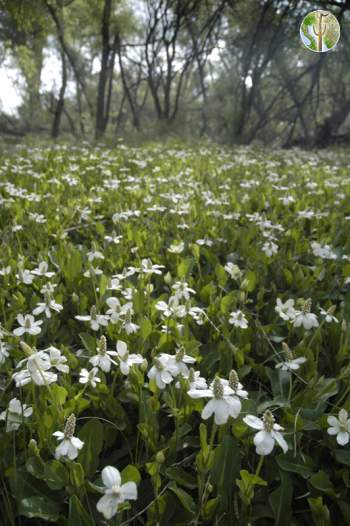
(95, 0, 113, 140)
(51, 48, 67, 138)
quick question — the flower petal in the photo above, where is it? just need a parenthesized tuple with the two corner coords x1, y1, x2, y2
(102, 466, 121, 489)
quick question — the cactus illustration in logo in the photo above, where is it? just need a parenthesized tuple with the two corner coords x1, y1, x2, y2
(300, 10, 340, 53)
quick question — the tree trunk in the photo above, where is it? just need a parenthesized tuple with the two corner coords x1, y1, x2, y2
(51, 47, 67, 138)
(95, 0, 112, 140)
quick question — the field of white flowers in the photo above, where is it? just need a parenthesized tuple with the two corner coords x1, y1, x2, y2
(1, 144, 350, 525)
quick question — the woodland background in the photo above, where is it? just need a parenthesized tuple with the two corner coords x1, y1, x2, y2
(0, 0, 350, 148)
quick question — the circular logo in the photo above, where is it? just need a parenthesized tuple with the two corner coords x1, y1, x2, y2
(300, 10, 340, 52)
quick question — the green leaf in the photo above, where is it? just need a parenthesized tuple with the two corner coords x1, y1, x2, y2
(26, 456, 45, 480)
(202, 497, 220, 521)
(308, 496, 331, 526)
(334, 449, 350, 467)
(269, 470, 293, 526)
(245, 270, 257, 292)
(140, 317, 153, 340)
(65, 247, 82, 280)
(165, 467, 197, 490)
(50, 384, 68, 406)
(78, 419, 103, 477)
(18, 496, 60, 522)
(99, 274, 108, 297)
(79, 332, 96, 354)
(44, 460, 69, 490)
(68, 495, 95, 526)
(211, 434, 240, 505)
(121, 465, 141, 485)
(168, 481, 196, 514)
(309, 470, 335, 494)
(70, 462, 85, 487)
(277, 452, 314, 479)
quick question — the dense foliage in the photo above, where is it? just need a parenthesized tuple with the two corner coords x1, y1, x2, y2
(1, 144, 350, 525)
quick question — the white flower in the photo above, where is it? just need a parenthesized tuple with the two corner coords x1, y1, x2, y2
(46, 346, 69, 373)
(147, 354, 177, 389)
(327, 409, 350, 446)
(16, 269, 34, 284)
(196, 238, 213, 246)
(168, 241, 184, 254)
(76, 306, 109, 331)
(107, 278, 122, 291)
(319, 307, 338, 324)
(83, 266, 103, 278)
(53, 414, 84, 460)
(262, 241, 278, 257)
(0, 341, 10, 364)
(140, 258, 165, 275)
(155, 297, 187, 319)
(13, 350, 57, 387)
(171, 281, 195, 301)
(31, 261, 56, 278)
(243, 411, 288, 455)
(166, 347, 196, 378)
(123, 319, 140, 334)
(104, 232, 122, 245)
(188, 377, 242, 425)
(96, 466, 137, 520)
(293, 311, 319, 330)
(89, 335, 117, 373)
(116, 340, 143, 375)
(106, 297, 125, 323)
(87, 250, 104, 262)
(176, 368, 207, 390)
(0, 397, 33, 432)
(224, 262, 242, 280)
(228, 310, 248, 329)
(276, 357, 306, 371)
(79, 367, 101, 388)
(13, 314, 43, 336)
(311, 242, 337, 260)
(221, 370, 249, 399)
(33, 297, 63, 318)
(0, 265, 11, 276)
(275, 298, 296, 321)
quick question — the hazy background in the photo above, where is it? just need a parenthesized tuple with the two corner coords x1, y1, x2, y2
(0, 0, 349, 147)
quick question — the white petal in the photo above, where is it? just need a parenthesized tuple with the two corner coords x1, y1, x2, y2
(212, 399, 229, 425)
(225, 396, 241, 419)
(120, 361, 130, 375)
(327, 416, 339, 428)
(243, 415, 264, 430)
(254, 431, 275, 455)
(272, 430, 288, 453)
(102, 466, 121, 488)
(117, 340, 127, 357)
(201, 399, 216, 420)
(337, 432, 349, 446)
(97, 494, 118, 520)
(120, 481, 137, 501)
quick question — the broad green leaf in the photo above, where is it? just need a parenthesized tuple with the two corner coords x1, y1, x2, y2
(165, 467, 197, 489)
(277, 452, 314, 479)
(168, 481, 196, 514)
(44, 460, 69, 490)
(308, 496, 331, 526)
(121, 465, 141, 485)
(18, 496, 60, 522)
(269, 470, 293, 526)
(78, 419, 103, 477)
(68, 495, 95, 526)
